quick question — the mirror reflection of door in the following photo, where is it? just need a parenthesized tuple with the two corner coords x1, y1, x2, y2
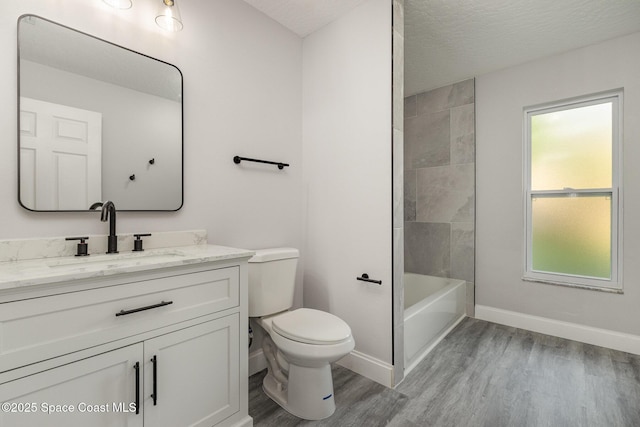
(19, 97, 102, 210)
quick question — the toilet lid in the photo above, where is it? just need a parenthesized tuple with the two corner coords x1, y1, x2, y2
(272, 308, 352, 345)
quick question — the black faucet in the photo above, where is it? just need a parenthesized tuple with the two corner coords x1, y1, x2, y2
(90, 201, 118, 254)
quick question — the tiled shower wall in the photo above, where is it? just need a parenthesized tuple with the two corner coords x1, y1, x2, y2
(404, 79, 475, 315)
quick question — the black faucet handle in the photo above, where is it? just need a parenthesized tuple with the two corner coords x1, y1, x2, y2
(66, 236, 90, 257)
(133, 233, 152, 252)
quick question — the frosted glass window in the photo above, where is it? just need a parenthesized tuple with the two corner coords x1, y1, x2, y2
(532, 195, 611, 279)
(531, 103, 612, 191)
(524, 91, 622, 290)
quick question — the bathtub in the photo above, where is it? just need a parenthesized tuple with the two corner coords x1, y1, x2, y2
(404, 273, 466, 374)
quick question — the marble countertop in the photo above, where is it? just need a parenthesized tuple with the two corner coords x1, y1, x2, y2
(0, 245, 255, 291)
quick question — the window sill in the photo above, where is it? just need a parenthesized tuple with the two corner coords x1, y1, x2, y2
(521, 276, 623, 294)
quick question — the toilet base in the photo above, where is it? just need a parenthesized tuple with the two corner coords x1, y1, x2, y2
(263, 362, 336, 420)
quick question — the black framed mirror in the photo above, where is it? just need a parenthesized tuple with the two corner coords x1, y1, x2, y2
(18, 15, 183, 211)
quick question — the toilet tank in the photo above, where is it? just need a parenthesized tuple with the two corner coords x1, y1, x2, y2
(248, 248, 299, 317)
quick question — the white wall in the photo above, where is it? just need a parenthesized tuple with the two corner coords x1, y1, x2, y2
(1, 0, 304, 302)
(476, 32, 640, 336)
(302, 0, 393, 384)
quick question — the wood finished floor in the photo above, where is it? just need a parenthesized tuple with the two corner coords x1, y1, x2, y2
(249, 318, 640, 426)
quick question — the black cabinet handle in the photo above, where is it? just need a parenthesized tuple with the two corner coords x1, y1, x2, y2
(134, 361, 140, 415)
(115, 301, 173, 317)
(357, 273, 382, 285)
(151, 355, 158, 405)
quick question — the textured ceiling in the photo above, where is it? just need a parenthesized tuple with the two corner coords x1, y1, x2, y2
(405, 0, 640, 95)
(243, 0, 640, 97)
(242, 0, 369, 37)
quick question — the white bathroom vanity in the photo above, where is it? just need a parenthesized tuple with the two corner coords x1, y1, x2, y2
(0, 234, 253, 427)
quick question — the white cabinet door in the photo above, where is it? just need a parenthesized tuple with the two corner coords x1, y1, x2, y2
(143, 316, 240, 427)
(0, 344, 143, 427)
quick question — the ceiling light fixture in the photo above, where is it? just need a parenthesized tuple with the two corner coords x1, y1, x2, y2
(156, 0, 183, 32)
(103, 0, 132, 9)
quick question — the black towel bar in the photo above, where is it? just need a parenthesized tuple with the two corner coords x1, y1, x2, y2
(233, 156, 289, 170)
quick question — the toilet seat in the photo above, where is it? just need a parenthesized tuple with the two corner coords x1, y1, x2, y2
(271, 308, 352, 345)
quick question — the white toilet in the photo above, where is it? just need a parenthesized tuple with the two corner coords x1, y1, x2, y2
(248, 248, 355, 420)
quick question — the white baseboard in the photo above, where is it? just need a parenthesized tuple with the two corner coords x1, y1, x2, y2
(231, 416, 253, 427)
(249, 349, 267, 376)
(336, 350, 394, 388)
(475, 305, 640, 355)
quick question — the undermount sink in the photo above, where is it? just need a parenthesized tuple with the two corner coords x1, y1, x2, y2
(46, 250, 184, 268)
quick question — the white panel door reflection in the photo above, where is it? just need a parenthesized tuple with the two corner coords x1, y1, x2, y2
(20, 97, 102, 210)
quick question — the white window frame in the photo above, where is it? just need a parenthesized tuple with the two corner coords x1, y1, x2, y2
(523, 90, 623, 291)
